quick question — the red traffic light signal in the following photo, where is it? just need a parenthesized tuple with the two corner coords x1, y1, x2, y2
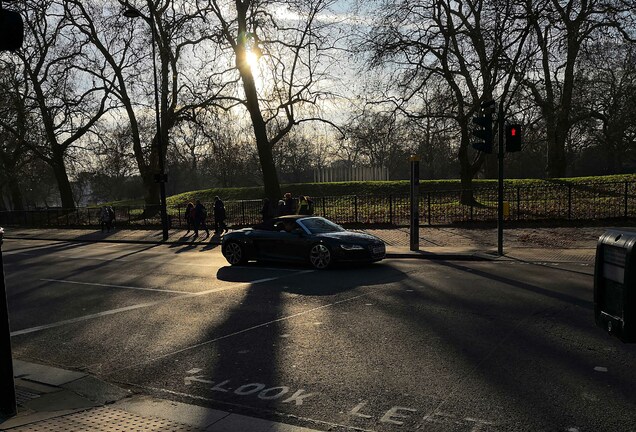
(506, 124, 522, 152)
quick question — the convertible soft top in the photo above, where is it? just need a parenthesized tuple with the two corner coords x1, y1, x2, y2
(253, 214, 313, 230)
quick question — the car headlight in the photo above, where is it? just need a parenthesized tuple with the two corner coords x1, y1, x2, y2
(340, 244, 364, 250)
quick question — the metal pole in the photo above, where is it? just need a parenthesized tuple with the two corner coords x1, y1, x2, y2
(410, 155, 420, 251)
(122, 5, 168, 236)
(0, 227, 17, 418)
(149, 11, 169, 241)
(497, 100, 504, 256)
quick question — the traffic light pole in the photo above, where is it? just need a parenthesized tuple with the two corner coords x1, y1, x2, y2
(497, 101, 505, 256)
(0, 228, 17, 418)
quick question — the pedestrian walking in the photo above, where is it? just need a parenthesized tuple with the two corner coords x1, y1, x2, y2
(261, 198, 273, 222)
(213, 196, 227, 235)
(296, 195, 314, 215)
(185, 202, 194, 234)
(280, 192, 294, 215)
(100, 206, 115, 232)
(194, 199, 209, 237)
(107, 206, 116, 229)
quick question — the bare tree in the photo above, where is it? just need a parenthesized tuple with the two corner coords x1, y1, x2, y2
(1, 0, 112, 209)
(0, 62, 33, 210)
(65, 0, 234, 211)
(574, 41, 636, 173)
(203, 0, 344, 206)
(518, 0, 635, 177)
(364, 0, 528, 203)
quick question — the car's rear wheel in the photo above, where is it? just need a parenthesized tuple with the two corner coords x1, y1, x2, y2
(309, 243, 331, 269)
(224, 241, 246, 265)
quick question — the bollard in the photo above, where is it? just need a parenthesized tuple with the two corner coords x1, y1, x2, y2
(0, 227, 17, 418)
(409, 155, 420, 251)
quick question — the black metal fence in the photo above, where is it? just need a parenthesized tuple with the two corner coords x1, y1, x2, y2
(1, 180, 634, 229)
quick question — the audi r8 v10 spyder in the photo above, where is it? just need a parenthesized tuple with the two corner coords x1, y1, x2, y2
(221, 215, 386, 269)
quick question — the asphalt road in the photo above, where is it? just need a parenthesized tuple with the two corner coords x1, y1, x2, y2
(3, 239, 636, 432)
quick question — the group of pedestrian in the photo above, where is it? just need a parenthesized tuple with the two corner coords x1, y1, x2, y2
(261, 193, 314, 222)
(184, 197, 227, 237)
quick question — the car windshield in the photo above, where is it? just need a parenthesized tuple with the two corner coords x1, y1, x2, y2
(299, 217, 345, 234)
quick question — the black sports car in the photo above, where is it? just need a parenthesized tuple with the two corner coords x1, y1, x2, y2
(221, 215, 386, 269)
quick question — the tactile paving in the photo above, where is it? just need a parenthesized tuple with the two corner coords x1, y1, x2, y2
(10, 406, 204, 432)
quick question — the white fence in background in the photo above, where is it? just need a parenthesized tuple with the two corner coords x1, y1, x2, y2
(313, 166, 389, 183)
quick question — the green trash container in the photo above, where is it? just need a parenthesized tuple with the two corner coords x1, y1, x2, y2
(594, 228, 636, 342)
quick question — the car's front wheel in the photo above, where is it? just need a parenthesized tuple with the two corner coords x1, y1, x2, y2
(224, 240, 247, 265)
(309, 243, 332, 269)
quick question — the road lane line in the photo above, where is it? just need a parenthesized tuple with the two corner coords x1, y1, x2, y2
(65, 255, 131, 262)
(40, 279, 188, 295)
(10, 302, 160, 336)
(11, 270, 314, 337)
(118, 290, 368, 371)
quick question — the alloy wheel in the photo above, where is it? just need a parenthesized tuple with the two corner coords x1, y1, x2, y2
(224, 241, 244, 265)
(309, 244, 331, 269)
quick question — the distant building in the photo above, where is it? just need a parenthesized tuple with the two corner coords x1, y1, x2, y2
(313, 166, 389, 183)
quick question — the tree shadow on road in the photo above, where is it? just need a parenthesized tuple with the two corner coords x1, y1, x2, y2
(364, 260, 636, 431)
(177, 262, 410, 424)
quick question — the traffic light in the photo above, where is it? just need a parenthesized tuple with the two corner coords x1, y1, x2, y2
(506, 124, 522, 152)
(0, 7, 23, 52)
(472, 110, 493, 154)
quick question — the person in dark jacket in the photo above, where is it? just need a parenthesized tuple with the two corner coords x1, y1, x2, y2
(261, 198, 273, 222)
(185, 202, 194, 234)
(296, 196, 314, 215)
(213, 196, 227, 235)
(280, 192, 294, 215)
(194, 199, 209, 237)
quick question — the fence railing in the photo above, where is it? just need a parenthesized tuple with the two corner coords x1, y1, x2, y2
(1, 180, 634, 229)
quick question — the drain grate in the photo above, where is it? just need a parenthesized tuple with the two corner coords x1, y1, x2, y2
(15, 388, 41, 406)
(10, 406, 205, 432)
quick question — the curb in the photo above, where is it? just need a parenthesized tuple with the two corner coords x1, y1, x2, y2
(2, 360, 323, 432)
(4, 235, 221, 247)
(3, 234, 494, 261)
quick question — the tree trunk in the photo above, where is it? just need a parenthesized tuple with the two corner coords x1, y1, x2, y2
(8, 177, 24, 211)
(51, 159, 75, 209)
(458, 137, 477, 205)
(545, 112, 568, 178)
(235, 27, 281, 205)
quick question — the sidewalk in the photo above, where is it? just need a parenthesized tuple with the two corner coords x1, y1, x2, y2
(2, 225, 604, 262)
(1, 360, 320, 432)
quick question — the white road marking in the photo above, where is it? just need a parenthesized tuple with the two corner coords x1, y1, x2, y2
(12, 270, 314, 337)
(128, 383, 377, 432)
(66, 255, 130, 262)
(40, 279, 187, 295)
(10, 302, 160, 336)
(594, 366, 608, 372)
(118, 291, 369, 370)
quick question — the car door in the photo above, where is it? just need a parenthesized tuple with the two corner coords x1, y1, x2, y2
(249, 223, 284, 260)
(278, 222, 312, 262)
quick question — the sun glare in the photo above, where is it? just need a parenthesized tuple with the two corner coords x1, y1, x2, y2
(246, 50, 259, 70)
